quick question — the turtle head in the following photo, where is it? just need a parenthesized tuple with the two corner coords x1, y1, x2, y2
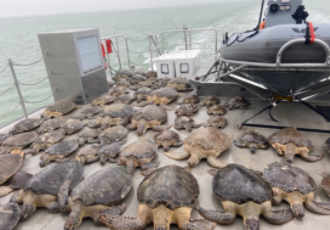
(291, 203, 305, 219)
(20, 202, 36, 221)
(78, 138, 86, 146)
(244, 217, 259, 230)
(137, 120, 148, 136)
(64, 213, 82, 230)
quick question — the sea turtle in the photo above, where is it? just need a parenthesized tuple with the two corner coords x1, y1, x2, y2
(207, 105, 227, 116)
(224, 96, 250, 110)
(0, 171, 33, 198)
(87, 104, 133, 130)
(133, 87, 154, 102)
(113, 69, 134, 82)
(71, 107, 102, 120)
(110, 86, 128, 97)
(175, 104, 199, 117)
(99, 164, 217, 230)
(126, 105, 172, 135)
(164, 127, 231, 170)
(37, 118, 67, 134)
(325, 137, 330, 153)
(317, 171, 330, 197)
(174, 116, 202, 132)
(30, 130, 65, 155)
(203, 116, 228, 129)
(77, 127, 99, 146)
(67, 144, 100, 166)
(41, 100, 77, 119)
(11, 161, 83, 220)
(58, 166, 132, 230)
(135, 71, 146, 76)
(130, 79, 154, 91)
(10, 118, 44, 135)
(0, 131, 38, 154)
(201, 95, 219, 107)
(0, 133, 11, 145)
(177, 94, 200, 105)
(115, 78, 131, 88)
(167, 77, 194, 91)
(129, 74, 147, 85)
(114, 94, 134, 104)
(117, 139, 159, 175)
(0, 203, 20, 230)
(153, 129, 183, 151)
(197, 164, 294, 229)
(39, 140, 79, 167)
(268, 127, 321, 163)
(61, 119, 85, 135)
(98, 125, 127, 146)
(264, 162, 330, 219)
(145, 70, 157, 79)
(234, 130, 269, 153)
(99, 140, 126, 165)
(91, 95, 116, 107)
(151, 81, 164, 90)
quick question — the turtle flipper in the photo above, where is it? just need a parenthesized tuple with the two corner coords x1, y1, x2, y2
(196, 207, 235, 224)
(193, 123, 203, 129)
(152, 124, 173, 132)
(0, 186, 14, 197)
(207, 156, 228, 169)
(262, 208, 294, 224)
(233, 140, 246, 148)
(57, 180, 71, 214)
(9, 190, 24, 203)
(99, 214, 147, 230)
(86, 156, 99, 164)
(300, 150, 325, 162)
(93, 203, 127, 226)
(160, 103, 174, 111)
(172, 140, 184, 147)
(141, 161, 160, 176)
(305, 201, 330, 214)
(164, 151, 190, 160)
(46, 201, 59, 213)
(180, 219, 217, 230)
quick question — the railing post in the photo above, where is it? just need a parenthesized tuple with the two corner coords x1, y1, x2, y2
(115, 37, 122, 70)
(124, 37, 131, 69)
(149, 35, 154, 70)
(8, 59, 28, 119)
(162, 33, 165, 54)
(189, 31, 192, 50)
(183, 25, 188, 50)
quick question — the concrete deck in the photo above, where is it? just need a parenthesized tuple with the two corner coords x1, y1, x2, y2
(1, 94, 330, 230)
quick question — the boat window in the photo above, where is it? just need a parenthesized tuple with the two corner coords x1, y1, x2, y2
(161, 64, 169, 74)
(77, 35, 102, 74)
(180, 63, 189, 73)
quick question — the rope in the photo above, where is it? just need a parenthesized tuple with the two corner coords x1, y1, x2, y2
(0, 101, 21, 121)
(18, 76, 49, 86)
(0, 63, 9, 74)
(13, 54, 45, 67)
(24, 91, 53, 104)
(127, 36, 149, 41)
(0, 84, 15, 97)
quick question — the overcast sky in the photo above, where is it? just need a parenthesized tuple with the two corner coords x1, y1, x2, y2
(0, 0, 247, 18)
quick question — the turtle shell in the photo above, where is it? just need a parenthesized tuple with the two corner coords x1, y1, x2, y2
(208, 105, 227, 114)
(130, 74, 147, 84)
(183, 94, 199, 103)
(167, 77, 191, 86)
(176, 104, 198, 115)
(151, 88, 178, 99)
(79, 107, 101, 115)
(264, 162, 316, 195)
(154, 129, 181, 142)
(138, 164, 199, 210)
(0, 154, 23, 184)
(175, 116, 194, 125)
(103, 104, 133, 118)
(34, 131, 64, 145)
(93, 95, 116, 104)
(0, 133, 11, 144)
(11, 118, 44, 134)
(268, 127, 313, 149)
(207, 116, 227, 126)
(120, 139, 156, 159)
(45, 140, 79, 156)
(0, 203, 20, 230)
(70, 166, 132, 206)
(110, 87, 128, 96)
(46, 100, 76, 114)
(37, 118, 66, 133)
(146, 71, 157, 78)
(61, 120, 85, 130)
(113, 70, 134, 81)
(137, 105, 167, 122)
(3, 131, 38, 147)
(99, 142, 123, 158)
(213, 164, 272, 205)
(76, 144, 99, 156)
(115, 94, 133, 103)
(8, 171, 33, 189)
(77, 128, 99, 138)
(99, 125, 127, 143)
(184, 127, 230, 152)
(204, 96, 219, 103)
(135, 87, 153, 95)
(240, 130, 267, 144)
(23, 161, 83, 196)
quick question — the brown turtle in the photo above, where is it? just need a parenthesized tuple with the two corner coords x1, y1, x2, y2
(77, 127, 99, 146)
(174, 116, 202, 132)
(0, 131, 38, 154)
(0, 203, 21, 230)
(110, 86, 128, 97)
(41, 100, 77, 119)
(0, 133, 11, 145)
(177, 94, 200, 105)
(129, 74, 147, 85)
(87, 104, 133, 130)
(61, 119, 85, 135)
(99, 140, 126, 165)
(0, 171, 33, 198)
(207, 105, 227, 116)
(201, 95, 219, 107)
(175, 104, 199, 117)
(133, 87, 154, 102)
(151, 81, 164, 90)
(153, 129, 183, 151)
(39, 140, 79, 167)
(224, 96, 250, 110)
(167, 77, 194, 91)
(68, 144, 100, 166)
(10, 161, 83, 220)
(114, 94, 134, 104)
(135, 71, 146, 76)
(264, 162, 330, 219)
(145, 70, 157, 79)
(203, 116, 228, 129)
(71, 107, 102, 120)
(58, 165, 132, 230)
(37, 118, 67, 134)
(129, 79, 154, 91)
(115, 78, 131, 88)
(10, 118, 44, 135)
(98, 125, 127, 146)
(164, 127, 231, 170)
(317, 171, 330, 197)
(234, 130, 269, 153)
(99, 164, 217, 230)
(117, 139, 159, 175)
(91, 95, 116, 107)
(113, 69, 134, 82)
(197, 164, 294, 229)
(126, 105, 172, 135)
(268, 127, 321, 163)
(30, 130, 65, 155)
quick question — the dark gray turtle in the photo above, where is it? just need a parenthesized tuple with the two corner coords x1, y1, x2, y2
(224, 96, 250, 110)
(153, 129, 183, 151)
(30, 130, 65, 155)
(197, 164, 294, 230)
(98, 140, 126, 165)
(71, 107, 102, 120)
(100, 164, 217, 230)
(133, 87, 154, 102)
(207, 105, 227, 116)
(41, 100, 77, 119)
(117, 139, 159, 175)
(87, 104, 133, 130)
(0, 203, 20, 230)
(129, 74, 147, 85)
(0, 131, 38, 154)
(165, 127, 232, 171)
(0, 133, 11, 145)
(91, 95, 116, 107)
(10, 118, 44, 135)
(325, 137, 330, 153)
(69, 144, 100, 166)
(37, 118, 67, 134)
(98, 125, 127, 146)
(61, 119, 85, 135)
(129, 79, 154, 91)
(77, 127, 99, 146)
(175, 104, 199, 117)
(126, 105, 172, 135)
(0, 171, 33, 198)
(151, 81, 164, 90)
(177, 94, 200, 105)
(58, 166, 132, 230)
(174, 116, 202, 132)
(264, 162, 330, 219)
(113, 69, 134, 82)
(201, 95, 219, 107)
(10, 161, 83, 220)
(114, 94, 134, 104)
(268, 127, 320, 163)
(110, 86, 128, 97)
(40, 140, 79, 167)
(203, 116, 228, 129)
(167, 77, 194, 92)
(115, 78, 131, 88)
(234, 130, 269, 153)
(317, 171, 330, 197)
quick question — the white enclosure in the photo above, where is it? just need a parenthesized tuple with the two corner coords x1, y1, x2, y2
(175, 50, 201, 79)
(154, 54, 177, 79)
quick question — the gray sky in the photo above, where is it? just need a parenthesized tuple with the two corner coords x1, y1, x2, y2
(0, 0, 240, 18)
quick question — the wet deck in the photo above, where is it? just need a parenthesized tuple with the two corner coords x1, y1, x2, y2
(1, 93, 330, 230)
